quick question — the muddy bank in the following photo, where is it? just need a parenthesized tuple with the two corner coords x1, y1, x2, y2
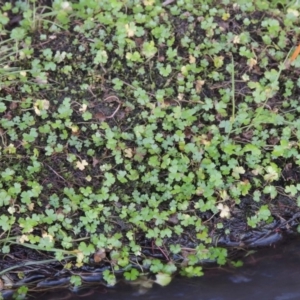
(1, 192, 300, 299)
(4, 235, 300, 300)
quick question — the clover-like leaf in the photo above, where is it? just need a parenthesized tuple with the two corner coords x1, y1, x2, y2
(94, 50, 108, 64)
(124, 268, 140, 281)
(142, 41, 157, 58)
(264, 164, 279, 182)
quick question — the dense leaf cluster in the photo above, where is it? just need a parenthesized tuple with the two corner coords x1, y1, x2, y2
(1, 0, 300, 292)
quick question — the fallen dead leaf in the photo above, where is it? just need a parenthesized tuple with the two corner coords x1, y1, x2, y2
(92, 157, 99, 167)
(9, 101, 18, 110)
(94, 248, 106, 263)
(94, 112, 107, 121)
(195, 80, 205, 93)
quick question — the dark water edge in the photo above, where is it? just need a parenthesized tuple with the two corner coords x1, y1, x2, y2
(3, 234, 299, 300)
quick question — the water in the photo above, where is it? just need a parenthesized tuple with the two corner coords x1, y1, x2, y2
(34, 236, 300, 300)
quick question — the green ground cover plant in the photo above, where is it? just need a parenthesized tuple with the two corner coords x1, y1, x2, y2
(1, 0, 300, 297)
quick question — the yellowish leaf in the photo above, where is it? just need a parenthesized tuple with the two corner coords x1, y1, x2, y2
(287, 8, 299, 17)
(189, 55, 196, 64)
(42, 232, 54, 242)
(71, 125, 79, 133)
(124, 148, 133, 158)
(61, 1, 72, 11)
(195, 80, 205, 93)
(233, 35, 240, 44)
(177, 93, 184, 101)
(181, 66, 188, 76)
(217, 203, 230, 218)
(125, 23, 136, 37)
(8, 206, 16, 214)
(219, 189, 229, 201)
(28, 202, 34, 211)
(76, 251, 84, 267)
(247, 58, 257, 69)
(19, 234, 29, 244)
(242, 73, 249, 81)
(33, 99, 50, 116)
(79, 104, 87, 112)
(76, 159, 88, 170)
(143, 0, 155, 6)
(222, 13, 230, 21)
(155, 273, 172, 286)
(5, 143, 16, 154)
(213, 56, 224, 68)
(232, 166, 245, 179)
(264, 165, 279, 182)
